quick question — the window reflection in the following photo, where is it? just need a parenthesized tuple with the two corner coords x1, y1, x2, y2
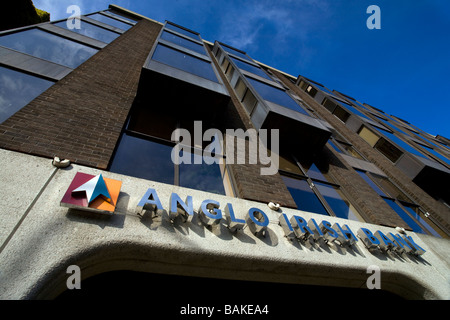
(315, 182, 360, 220)
(0, 66, 54, 123)
(231, 57, 272, 81)
(0, 28, 98, 68)
(152, 44, 218, 82)
(179, 150, 226, 195)
(54, 20, 120, 44)
(88, 13, 132, 31)
(160, 30, 206, 55)
(109, 133, 175, 185)
(165, 23, 200, 41)
(245, 77, 308, 115)
(282, 175, 328, 216)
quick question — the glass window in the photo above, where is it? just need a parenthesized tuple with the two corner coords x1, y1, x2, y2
(179, 150, 226, 195)
(221, 45, 252, 61)
(373, 127, 427, 159)
(0, 28, 98, 68)
(234, 78, 247, 100)
(383, 198, 425, 234)
(358, 126, 379, 147)
(230, 57, 272, 81)
(160, 30, 206, 55)
(282, 175, 328, 216)
(165, 23, 200, 41)
(109, 133, 175, 185)
(315, 182, 360, 220)
(0, 66, 54, 124)
(355, 170, 388, 197)
(245, 77, 308, 115)
(88, 13, 132, 31)
(106, 11, 137, 24)
(152, 44, 218, 83)
(415, 142, 450, 165)
(374, 137, 403, 163)
(401, 204, 440, 237)
(54, 20, 120, 43)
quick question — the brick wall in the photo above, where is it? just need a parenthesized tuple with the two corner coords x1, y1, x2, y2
(272, 69, 450, 232)
(207, 46, 297, 208)
(0, 19, 162, 169)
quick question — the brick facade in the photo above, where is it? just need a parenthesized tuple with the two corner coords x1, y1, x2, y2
(0, 19, 162, 169)
(207, 45, 297, 208)
(271, 69, 450, 231)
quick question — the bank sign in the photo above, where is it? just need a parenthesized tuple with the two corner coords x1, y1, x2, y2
(60, 173, 426, 257)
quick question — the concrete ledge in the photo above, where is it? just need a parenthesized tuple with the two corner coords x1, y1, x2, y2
(0, 149, 448, 300)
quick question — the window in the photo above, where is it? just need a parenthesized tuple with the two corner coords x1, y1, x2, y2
(0, 66, 54, 123)
(106, 11, 137, 24)
(54, 20, 120, 43)
(355, 169, 443, 236)
(279, 154, 363, 221)
(160, 30, 206, 55)
(151, 44, 219, 83)
(245, 76, 308, 115)
(328, 138, 365, 160)
(165, 23, 200, 41)
(88, 13, 132, 31)
(298, 80, 318, 98)
(109, 106, 230, 196)
(221, 44, 252, 61)
(282, 175, 329, 216)
(230, 57, 272, 81)
(0, 28, 98, 68)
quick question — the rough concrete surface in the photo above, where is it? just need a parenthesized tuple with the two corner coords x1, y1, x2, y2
(0, 149, 449, 300)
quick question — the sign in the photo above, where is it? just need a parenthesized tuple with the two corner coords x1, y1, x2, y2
(137, 188, 427, 256)
(60, 172, 122, 214)
(59, 173, 426, 256)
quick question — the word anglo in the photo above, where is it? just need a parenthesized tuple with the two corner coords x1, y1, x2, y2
(137, 188, 426, 256)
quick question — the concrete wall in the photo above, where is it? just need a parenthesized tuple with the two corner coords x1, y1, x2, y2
(0, 149, 448, 300)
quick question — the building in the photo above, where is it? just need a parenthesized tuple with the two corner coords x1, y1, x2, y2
(0, 4, 449, 303)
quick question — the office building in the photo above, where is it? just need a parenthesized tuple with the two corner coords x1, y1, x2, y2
(0, 5, 449, 301)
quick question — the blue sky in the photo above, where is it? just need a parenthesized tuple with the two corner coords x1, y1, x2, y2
(34, 0, 450, 138)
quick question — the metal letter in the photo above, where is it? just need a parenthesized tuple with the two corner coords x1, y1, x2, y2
(136, 188, 163, 216)
(290, 215, 313, 241)
(358, 228, 380, 249)
(224, 203, 246, 232)
(169, 193, 194, 222)
(246, 207, 269, 236)
(199, 199, 222, 226)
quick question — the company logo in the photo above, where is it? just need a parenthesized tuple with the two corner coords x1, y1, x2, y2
(60, 172, 122, 214)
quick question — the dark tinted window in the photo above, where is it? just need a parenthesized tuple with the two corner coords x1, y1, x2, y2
(282, 176, 328, 215)
(152, 44, 218, 82)
(109, 133, 175, 184)
(383, 198, 425, 234)
(245, 77, 308, 114)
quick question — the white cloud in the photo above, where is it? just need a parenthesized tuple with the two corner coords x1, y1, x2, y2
(216, 0, 333, 56)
